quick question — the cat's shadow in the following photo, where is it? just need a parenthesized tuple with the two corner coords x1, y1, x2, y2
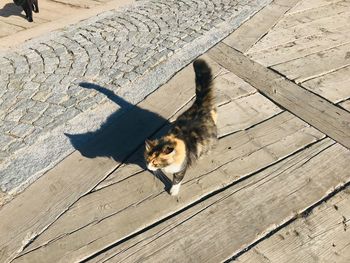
(65, 82, 172, 190)
(0, 3, 26, 18)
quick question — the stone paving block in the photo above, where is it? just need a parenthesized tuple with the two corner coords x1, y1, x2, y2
(0, 121, 16, 133)
(30, 101, 49, 114)
(9, 123, 35, 138)
(23, 127, 42, 145)
(0, 134, 15, 150)
(5, 109, 25, 123)
(32, 90, 52, 102)
(33, 114, 54, 128)
(45, 104, 67, 117)
(60, 97, 77, 108)
(20, 111, 41, 124)
(6, 139, 25, 153)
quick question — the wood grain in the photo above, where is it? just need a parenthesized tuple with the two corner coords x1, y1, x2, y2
(340, 99, 350, 112)
(248, 27, 350, 67)
(87, 140, 350, 263)
(274, 0, 350, 30)
(223, 0, 300, 52)
(302, 65, 350, 103)
(14, 113, 324, 262)
(208, 42, 350, 149)
(272, 42, 350, 83)
(236, 188, 350, 263)
(247, 11, 350, 54)
(286, 0, 345, 15)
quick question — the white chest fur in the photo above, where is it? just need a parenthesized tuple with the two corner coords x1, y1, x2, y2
(163, 163, 184, 174)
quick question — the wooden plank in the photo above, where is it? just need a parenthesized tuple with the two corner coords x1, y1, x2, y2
(87, 140, 350, 263)
(274, 0, 350, 30)
(47, 0, 101, 9)
(0, 20, 23, 38)
(208, 42, 350, 149)
(0, 56, 220, 263)
(247, 11, 350, 54)
(214, 70, 257, 104)
(340, 99, 350, 112)
(287, 0, 345, 15)
(223, 0, 300, 52)
(237, 188, 350, 263)
(248, 26, 350, 66)
(13, 113, 324, 262)
(272, 42, 350, 83)
(302, 65, 350, 103)
(217, 93, 281, 137)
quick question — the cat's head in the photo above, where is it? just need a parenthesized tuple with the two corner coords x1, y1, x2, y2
(144, 136, 185, 171)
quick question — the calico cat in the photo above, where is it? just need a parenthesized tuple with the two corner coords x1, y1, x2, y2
(145, 59, 217, 196)
(13, 0, 39, 22)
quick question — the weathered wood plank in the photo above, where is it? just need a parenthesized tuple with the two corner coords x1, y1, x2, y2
(287, 0, 345, 15)
(274, 0, 350, 30)
(214, 70, 257, 103)
(247, 11, 350, 54)
(0, 21, 22, 38)
(302, 65, 350, 103)
(13, 113, 324, 262)
(272, 42, 350, 83)
(217, 93, 281, 137)
(248, 27, 350, 67)
(223, 0, 300, 52)
(236, 188, 350, 263)
(87, 140, 350, 263)
(340, 99, 350, 112)
(208, 43, 350, 149)
(0, 56, 218, 263)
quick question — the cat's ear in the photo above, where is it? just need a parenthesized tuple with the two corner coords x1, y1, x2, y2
(145, 139, 153, 151)
(163, 146, 175, 155)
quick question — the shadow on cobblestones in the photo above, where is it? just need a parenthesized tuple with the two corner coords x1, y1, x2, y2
(65, 82, 172, 190)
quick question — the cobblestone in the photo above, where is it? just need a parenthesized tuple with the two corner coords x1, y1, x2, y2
(9, 123, 34, 138)
(0, 0, 271, 194)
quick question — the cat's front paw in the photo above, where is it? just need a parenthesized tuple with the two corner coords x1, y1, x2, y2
(170, 183, 181, 196)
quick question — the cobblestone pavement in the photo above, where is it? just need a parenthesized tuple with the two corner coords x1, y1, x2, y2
(0, 0, 270, 200)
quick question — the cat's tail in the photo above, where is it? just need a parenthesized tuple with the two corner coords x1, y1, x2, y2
(193, 59, 214, 107)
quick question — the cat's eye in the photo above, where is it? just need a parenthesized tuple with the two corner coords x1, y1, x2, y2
(163, 146, 174, 155)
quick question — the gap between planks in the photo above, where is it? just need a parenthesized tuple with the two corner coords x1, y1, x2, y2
(87, 139, 350, 263)
(222, 0, 301, 53)
(235, 185, 350, 263)
(208, 42, 350, 150)
(13, 111, 324, 262)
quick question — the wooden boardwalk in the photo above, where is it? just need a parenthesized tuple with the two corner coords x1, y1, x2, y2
(1, 0, 350, 262)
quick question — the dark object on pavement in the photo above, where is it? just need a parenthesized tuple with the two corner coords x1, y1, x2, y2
(13, 0, 39, 22)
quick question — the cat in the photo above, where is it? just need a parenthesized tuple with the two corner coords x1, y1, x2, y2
(13, 0, 39, 22)
(144, 59, 217, 196)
